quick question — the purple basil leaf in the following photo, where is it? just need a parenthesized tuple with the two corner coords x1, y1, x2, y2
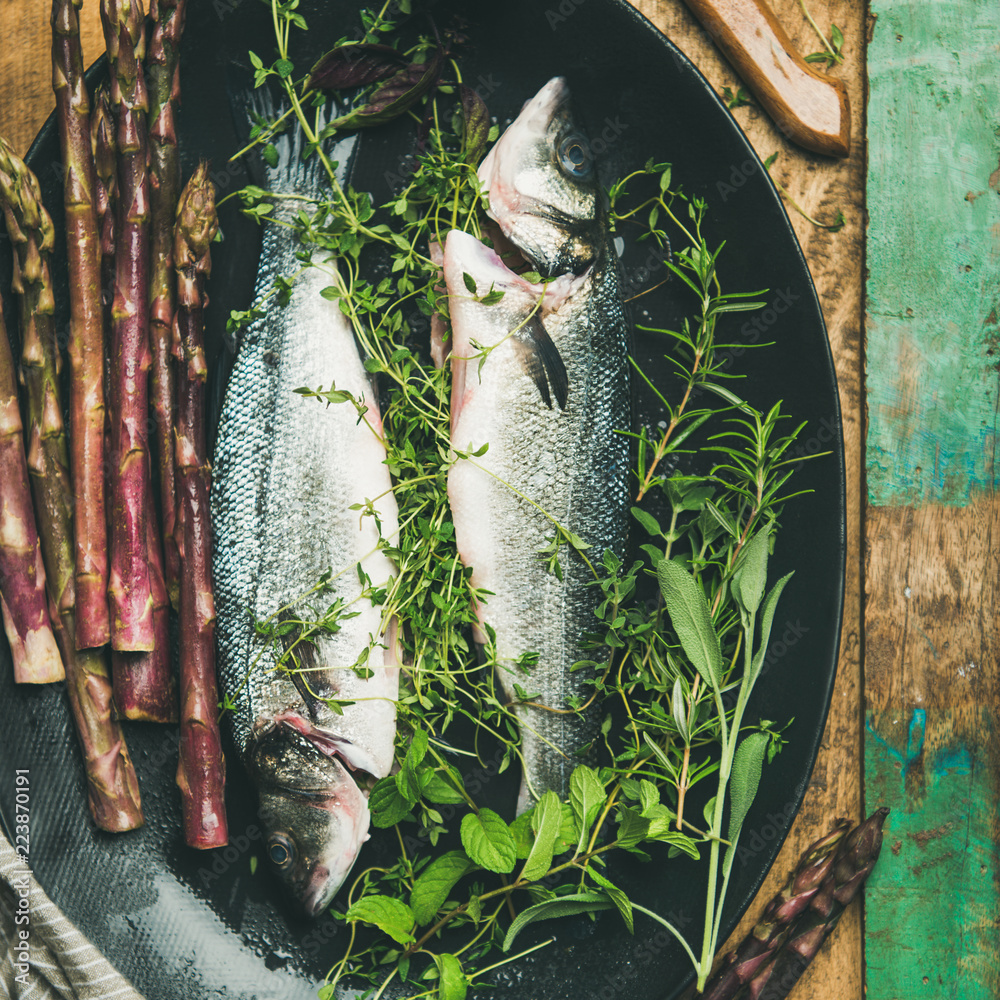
(306, 43, 407, 91)
(459, 84, 490, 164)
(328, 48, 445, 131)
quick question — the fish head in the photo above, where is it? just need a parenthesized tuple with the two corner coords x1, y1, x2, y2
(249, 718, 371, 917)
(478, 76, 603, 277)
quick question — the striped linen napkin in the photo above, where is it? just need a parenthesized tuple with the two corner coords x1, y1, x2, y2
(0, 833, 144, 1000)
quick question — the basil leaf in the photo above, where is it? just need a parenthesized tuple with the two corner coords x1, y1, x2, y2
(520, 791, 561, 882)
(569, 766, 607, 853)
(306, 42, 406, 91)
(459, 84, 490, 165)
(345, 895, 415, 945)
(460, 809, 517, 873)
(410, 851, 478, 925)
(369, 776, 413, 827)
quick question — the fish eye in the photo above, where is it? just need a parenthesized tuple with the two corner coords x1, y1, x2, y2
(558, 135, 592, 178)
(268, 833, 297, 870)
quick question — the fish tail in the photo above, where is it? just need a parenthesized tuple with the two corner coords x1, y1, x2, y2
(229, 81, 357, 198)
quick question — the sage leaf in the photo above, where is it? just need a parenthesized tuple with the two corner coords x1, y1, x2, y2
(671, 677, 689, 742)
(410, 851, 478, 925)
(345, 895, 416, 944)
(732, 525, 770, 616)
(502, 892, 613, 952)
(721, 732, 770, 884)
(587, 868, 634, 933)
(569, 766, 607, 853)
(370, 776, 413, 827)
(521, 791, 561, 881)
(727, 732, 769, 843)
(460, 809, 517, 873)
(750, 572, 794, 683)
(657, 558, 723, 690)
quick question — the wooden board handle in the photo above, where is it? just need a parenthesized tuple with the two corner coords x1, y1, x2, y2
(682, 0, 850, 158)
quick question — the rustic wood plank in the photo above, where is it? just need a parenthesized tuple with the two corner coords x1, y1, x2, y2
(866, 0, 1000, 509)
(864, 0, 1000, 996)
(865, 502, 1000, 998)
(0, 0, 104, 154)
(0, 3, 865, 998)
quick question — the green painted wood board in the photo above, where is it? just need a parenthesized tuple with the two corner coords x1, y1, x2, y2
(865, 0, 1000, 995)
(866, 0, 1000, 508)
(864, 708, 999, 997)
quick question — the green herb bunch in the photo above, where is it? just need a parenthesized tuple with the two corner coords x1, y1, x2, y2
(231, 3, 820, 997)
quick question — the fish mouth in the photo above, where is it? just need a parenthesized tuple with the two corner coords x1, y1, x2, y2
(478, 77, 569, 244)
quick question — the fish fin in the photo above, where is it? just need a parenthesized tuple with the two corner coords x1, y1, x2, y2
(514, 314, 569, 410)
(276, 616, 340, 721)
(227, 78, 358, 198)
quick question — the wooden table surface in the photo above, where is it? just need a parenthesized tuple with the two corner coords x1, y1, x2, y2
(0, 1, 995, 998)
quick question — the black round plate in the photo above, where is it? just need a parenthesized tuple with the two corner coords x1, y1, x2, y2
(0, 2, 845, 998)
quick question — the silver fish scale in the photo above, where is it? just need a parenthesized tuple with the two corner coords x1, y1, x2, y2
(212, 206, 398, 766)
(449, 242, 629, 803)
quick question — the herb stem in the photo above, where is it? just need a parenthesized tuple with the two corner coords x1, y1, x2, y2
(798, 0, 837, 55)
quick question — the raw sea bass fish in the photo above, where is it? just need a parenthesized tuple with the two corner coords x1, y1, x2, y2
(446, 77, 630, 809)
(212, 119, 399, 916)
